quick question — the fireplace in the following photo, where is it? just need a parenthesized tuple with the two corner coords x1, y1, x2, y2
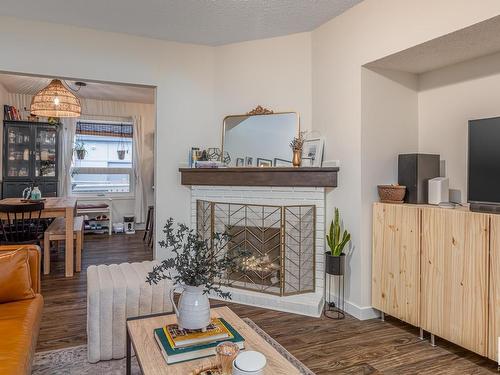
(197, 200, 315, 296)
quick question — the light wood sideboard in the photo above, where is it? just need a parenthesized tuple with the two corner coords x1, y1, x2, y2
(490, 215, 500, 362)
(372, 204, 420, 326)
(372, 202, 497, 359)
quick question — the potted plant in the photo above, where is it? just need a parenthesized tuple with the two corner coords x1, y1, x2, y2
(325, 208, 351, 275)
(147, 218, 239, 330)
(117, 149, 127, 160)
(74, 142, 87, 160)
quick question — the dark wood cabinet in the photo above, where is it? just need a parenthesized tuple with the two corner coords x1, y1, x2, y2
(2, 120, 60, 198)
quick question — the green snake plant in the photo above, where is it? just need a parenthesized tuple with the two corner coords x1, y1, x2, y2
(326, 208, 351, 256)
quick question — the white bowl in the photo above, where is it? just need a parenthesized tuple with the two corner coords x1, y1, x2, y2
(232, 351, 267, 375)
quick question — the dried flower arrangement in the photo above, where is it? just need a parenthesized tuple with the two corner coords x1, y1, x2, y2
(289, 131, 306, 152)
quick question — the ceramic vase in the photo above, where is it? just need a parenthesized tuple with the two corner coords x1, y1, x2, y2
(169, 285, 210, 330)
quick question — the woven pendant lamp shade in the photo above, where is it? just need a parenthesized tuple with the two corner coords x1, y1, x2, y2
(30, 79, 81, 118)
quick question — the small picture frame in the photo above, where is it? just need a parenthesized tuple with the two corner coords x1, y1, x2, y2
(245, 156, 253, 166)
(236, 158, 245, 167)
(274, 158, 292, 167)
(256, 158, 273, 167)
(301, 137, 325, 167)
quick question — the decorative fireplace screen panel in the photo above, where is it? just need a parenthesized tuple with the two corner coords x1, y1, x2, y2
(196, 200, 315, 296)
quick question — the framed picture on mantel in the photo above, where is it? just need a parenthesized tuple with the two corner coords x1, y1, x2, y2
(274, 158, 292, 167)
(257, 158, 272, 167)
(301, 137, 325, 167)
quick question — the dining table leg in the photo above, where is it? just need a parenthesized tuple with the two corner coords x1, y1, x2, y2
(65, 208, 74, 277)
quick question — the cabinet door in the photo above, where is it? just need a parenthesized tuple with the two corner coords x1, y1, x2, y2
(489, 215, 500, 361)
(372, 203, 420, 326)
(34, 126, 58, 179)
(421, 208, 488, 356)
(2, 181, 31, 199)
(4, 124, 33, 179)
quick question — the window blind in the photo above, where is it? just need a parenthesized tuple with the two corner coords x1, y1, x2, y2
(76, 121, 133, 138)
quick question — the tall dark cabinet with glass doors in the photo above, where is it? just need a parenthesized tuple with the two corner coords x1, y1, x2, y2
(2, 120, 60, 198)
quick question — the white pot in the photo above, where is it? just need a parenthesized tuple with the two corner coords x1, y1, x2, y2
(169, 285, 210, 330)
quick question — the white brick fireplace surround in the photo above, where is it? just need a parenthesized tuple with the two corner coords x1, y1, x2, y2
(190, 185, 326, 317)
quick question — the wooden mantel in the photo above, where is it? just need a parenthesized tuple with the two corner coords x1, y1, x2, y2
(179, 167, 339, 187)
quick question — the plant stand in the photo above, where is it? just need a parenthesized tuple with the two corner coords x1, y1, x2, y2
(324, 271, 345, 320)
(324, 252, 346, 320)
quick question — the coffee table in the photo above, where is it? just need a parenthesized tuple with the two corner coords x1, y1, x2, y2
(126, 306, 301, 375)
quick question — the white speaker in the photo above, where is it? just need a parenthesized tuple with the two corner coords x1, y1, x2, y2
(428, 177, 449, 205)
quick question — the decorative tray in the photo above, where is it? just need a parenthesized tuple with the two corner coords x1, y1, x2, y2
(189, 363, 222, 375)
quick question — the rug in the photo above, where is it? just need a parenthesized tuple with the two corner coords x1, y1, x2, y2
(32, 318, 315, 375)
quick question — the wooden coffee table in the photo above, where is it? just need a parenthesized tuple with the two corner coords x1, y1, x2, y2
(126, 306, 301, 375)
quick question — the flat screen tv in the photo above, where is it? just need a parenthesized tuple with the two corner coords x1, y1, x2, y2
(469, 116, 500, 212)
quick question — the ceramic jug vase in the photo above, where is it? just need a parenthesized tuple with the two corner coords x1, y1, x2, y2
(169, 285, 210, 330)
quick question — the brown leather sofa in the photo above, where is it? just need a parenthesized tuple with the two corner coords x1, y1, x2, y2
(0, 245, 44, 375)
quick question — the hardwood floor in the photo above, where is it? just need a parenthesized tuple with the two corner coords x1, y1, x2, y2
(39, 232, 498, 374)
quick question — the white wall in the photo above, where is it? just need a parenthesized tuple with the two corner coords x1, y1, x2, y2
(359, 67, 419, 316)
(0, 16, 216, 259)
(418, 51, 500, 202)
(2, 1, 500, 316)
(312, 0, 500, 317)
(214, 33, 312, 134)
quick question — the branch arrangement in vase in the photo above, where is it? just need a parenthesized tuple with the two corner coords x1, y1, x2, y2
(147, 218, 239, 299)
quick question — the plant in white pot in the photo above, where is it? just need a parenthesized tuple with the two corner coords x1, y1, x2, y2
(325, 208, 351, 276)
(147, 218, 238, 330)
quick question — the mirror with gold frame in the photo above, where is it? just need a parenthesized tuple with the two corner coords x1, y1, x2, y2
(221, 106, 300, 167)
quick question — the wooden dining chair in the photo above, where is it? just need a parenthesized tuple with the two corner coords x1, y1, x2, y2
(0, 202, 45, 245)
(143, 205, 155, 248)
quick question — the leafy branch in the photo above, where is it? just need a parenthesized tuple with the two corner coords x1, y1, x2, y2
(146, 218, 241, 299)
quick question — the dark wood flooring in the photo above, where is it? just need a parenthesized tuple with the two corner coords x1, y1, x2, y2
(39, 232, 499, 374)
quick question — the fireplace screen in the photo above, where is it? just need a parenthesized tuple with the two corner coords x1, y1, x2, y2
(197, 200, 315, 296)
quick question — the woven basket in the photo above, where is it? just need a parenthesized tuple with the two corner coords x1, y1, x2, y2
(377, 185, 406, 203)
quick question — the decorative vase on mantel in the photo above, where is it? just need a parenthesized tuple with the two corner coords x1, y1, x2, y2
(169, 285, 211, 330)
(292, 150, 302, 167)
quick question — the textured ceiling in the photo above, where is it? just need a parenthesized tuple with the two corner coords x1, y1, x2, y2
(367, 15, 500, 74)
(0, 0, 364, 46)
(0, 74, 155, 104)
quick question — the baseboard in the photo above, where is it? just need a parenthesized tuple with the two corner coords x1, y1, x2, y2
(343, 300, 380, 320)
(209, 287, 324, 318)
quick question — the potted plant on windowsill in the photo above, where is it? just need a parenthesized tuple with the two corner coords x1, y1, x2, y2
(74, 142, 87, 160)
(146, 218, 240, 330)
(325, 208, 351, 276)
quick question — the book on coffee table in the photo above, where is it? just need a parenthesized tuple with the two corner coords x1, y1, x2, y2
(165, 318, 232, 348)
(154, 318, 245, 364)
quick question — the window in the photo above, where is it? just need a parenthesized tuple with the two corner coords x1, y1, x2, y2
(71, 120, 134, 195)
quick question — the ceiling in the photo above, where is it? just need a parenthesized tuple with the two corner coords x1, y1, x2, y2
(0, 74, 155, 104)
(0, 0, 363, 46)
(366, 15, 500, 74)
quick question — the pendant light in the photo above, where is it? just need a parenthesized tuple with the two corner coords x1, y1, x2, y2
(30, 79, 81, 118)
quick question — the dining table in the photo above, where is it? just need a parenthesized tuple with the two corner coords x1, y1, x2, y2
(0, 197, 78, 277)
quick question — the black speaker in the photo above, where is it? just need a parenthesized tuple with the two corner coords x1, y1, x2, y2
(398, 154, 440, 204)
